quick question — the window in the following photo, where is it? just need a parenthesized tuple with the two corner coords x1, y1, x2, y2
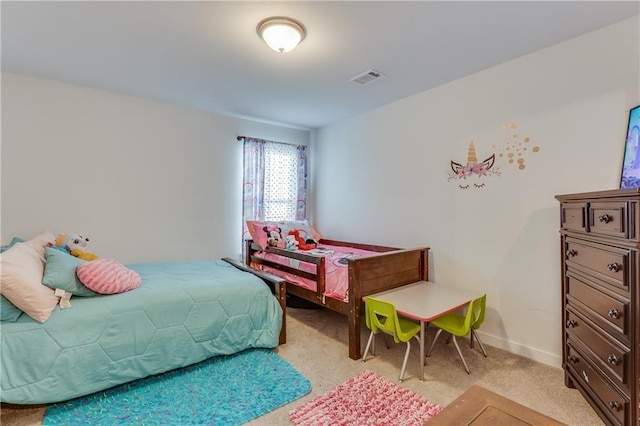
(241, 137, 308, 240)
(263, 143, 298, 221)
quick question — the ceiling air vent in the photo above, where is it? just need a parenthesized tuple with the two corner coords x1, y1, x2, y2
(350, 69, 386, 86)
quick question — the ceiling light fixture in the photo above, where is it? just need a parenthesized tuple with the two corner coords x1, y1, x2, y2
(257, 17, 306, 53)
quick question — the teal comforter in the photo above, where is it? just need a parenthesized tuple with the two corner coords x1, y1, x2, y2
(0, 260, 282, 404)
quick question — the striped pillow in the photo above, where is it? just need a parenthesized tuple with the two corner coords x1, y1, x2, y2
(76, 259, 141, 295)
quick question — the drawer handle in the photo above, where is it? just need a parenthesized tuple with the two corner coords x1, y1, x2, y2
(582, 370, 589, 383)
(566, 249, 577, 258)
(608, 309, 620, 319)
(567, 355, 579, 364)
(608, 400, 621, 412)
(607, 354, 620, 366)
(598, 214, 611, 223)
(607, 263, 620, 272)
(566, 320, 577, 328)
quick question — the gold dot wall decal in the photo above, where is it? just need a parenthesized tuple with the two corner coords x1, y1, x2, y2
(449, 123, 540, 189)
(494, 123, 540, 172)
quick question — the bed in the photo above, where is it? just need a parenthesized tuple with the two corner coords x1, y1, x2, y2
(0, 259, 286, 404)
(245, 237, 429, 360)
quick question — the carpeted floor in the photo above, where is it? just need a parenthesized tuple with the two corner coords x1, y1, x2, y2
(2, 307, 605, 425)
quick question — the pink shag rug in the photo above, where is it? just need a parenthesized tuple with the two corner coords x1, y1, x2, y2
(289, 370, 443, 425)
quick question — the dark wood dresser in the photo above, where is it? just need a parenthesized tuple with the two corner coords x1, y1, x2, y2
(556, 188, 639, 425)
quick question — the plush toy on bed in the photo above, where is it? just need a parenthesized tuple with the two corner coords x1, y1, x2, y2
(52, 232, 99, 261)
(70, 248, 99, 262)
(285, 234, 298, 251)
(288, 229, 317, 251)
(263, 225, 284, 248)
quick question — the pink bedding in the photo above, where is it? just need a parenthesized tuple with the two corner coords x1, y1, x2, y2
(253, 244, 379, 302)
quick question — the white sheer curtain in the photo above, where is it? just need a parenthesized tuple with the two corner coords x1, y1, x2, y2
(264, 142, 299, 220)
(241, 137, 308, 241)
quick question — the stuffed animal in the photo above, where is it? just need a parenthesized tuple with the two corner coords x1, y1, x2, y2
(263, 225, 283, 248)
(53, 233, 99, 261)
(70, 248, 99, 262)
(54, 233, 89, 252)
(288, 229, 317, 251)
(285, 234, 298, 251)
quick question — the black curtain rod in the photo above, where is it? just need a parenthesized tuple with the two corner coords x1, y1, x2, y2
(236, 136, 303, 147)
(238, 135, 280, 142)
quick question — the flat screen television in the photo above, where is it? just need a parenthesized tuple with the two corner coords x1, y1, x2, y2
(620, 104, 640, 189)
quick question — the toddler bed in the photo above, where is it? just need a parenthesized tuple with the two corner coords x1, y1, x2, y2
(244, 221, 429, 360)
(0, 253, 285, 404)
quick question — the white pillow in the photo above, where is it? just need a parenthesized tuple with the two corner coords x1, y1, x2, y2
(0, 240, 59, 323)
(25, 230, 56, 257)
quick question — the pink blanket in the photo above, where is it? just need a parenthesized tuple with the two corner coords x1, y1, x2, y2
(254, 244, 379, 302)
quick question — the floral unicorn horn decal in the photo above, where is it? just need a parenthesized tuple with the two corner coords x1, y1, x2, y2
(450, 141, 495, 179)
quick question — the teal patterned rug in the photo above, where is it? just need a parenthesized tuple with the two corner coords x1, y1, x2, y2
(43, 349, 311, 426)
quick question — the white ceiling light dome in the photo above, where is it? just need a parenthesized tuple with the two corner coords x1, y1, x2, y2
(257, 17, 306, 53)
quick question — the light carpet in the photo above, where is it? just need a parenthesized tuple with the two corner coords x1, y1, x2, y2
(289, 370, 443, 425)
(43, 348, 311, 426)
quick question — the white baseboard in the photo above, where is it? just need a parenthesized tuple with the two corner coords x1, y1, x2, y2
(475, 330, 562, 369)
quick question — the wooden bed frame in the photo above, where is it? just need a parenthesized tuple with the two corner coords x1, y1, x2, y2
(245, 238, 429, 360)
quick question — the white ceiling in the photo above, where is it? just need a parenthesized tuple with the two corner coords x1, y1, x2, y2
(2, 1, 639, 130)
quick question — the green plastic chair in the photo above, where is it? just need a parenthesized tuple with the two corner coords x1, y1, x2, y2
(362, 297, 421, 382)
(426, 294, 487, 374)
(470, 294, 488, 357)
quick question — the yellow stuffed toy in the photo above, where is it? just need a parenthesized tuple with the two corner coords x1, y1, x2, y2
(54, 233, 99, 261)
(70, 248, 99, 262)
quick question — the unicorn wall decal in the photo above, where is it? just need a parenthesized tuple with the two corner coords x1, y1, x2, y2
(450, 141, 496, 179)
(449, 141, 500, 189)
(447, 123, 539, 189)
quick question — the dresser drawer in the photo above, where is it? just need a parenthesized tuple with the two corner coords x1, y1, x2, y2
(565, 239, 628, 291)
(557, 189, 639, 426)
(566, 272, 629, 337)
(588, 202, 628, 239)
(566, 309, 629, 390)
(566, 343, 629, 426)
(561, 202, 586, 232)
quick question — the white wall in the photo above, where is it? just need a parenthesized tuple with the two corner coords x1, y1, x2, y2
(311, 18, 640, 367)
(1, 73, 309, 263)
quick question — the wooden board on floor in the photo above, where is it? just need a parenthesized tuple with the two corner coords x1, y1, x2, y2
(429, 385, 567, 425)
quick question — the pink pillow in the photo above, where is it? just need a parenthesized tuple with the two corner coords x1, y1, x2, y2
(76, 259, 141, 295)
